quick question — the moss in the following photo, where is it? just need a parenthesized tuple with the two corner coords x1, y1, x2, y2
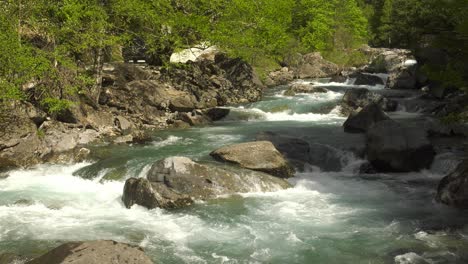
(100, 167, 128, 183)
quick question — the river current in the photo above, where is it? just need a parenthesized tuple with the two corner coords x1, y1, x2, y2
(1, 78, 468, 264)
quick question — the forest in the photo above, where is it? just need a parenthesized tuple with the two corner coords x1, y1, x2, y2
(0, 0, 467, 114)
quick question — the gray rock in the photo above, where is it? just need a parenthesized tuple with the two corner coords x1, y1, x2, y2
(210, 141, 295, 178)
(437, 160, 468, 209)
(203, 108, 230, 121)
(343, 103, 390, 133)
(330, 75, 348, 83)
(284, 83, 328, 96)
(26, 240, 153, 264)
(123, 157, 290, 209)
(366, 120, 435, 172)
(353, 73, 384, 86)
(340, 88, 395, 115)
(266, 68, 294, 87)
(255, 132, 310, 167)
(296, 52, 340, 79)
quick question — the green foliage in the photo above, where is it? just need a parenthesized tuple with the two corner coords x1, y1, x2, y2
(41, 97, 73, 115)
(323, 49, 370, 67)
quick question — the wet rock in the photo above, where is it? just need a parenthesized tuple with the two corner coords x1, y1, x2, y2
(437, 160, 468, 209)
(123, 157, 290, 209)
(352, 73, 384, 86)
(210, 141, 295, 178)
(343, 103, 390, 133)
(168, 120, 191, 129)
(308, 143, 348, 172)
(387, 65, 417, 89)
(285, 83, 328, 96)
(203, 108, 230, 121)
(366, 120, 436, 172)
(177, 111, 212, 126)
(340, 88, 395, 116)
(26, 240, 153, 264)
(255, 132, 310, 167)
(330, 75, 347, 83)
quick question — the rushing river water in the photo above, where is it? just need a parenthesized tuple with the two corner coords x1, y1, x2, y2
(1, 78, 468, 264)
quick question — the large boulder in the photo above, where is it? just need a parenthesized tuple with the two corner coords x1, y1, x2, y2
(265, 67, 294, 87)
(364, 49, 418, 89)
(340, 88, 396, 116)
(26, 240, 153, 264)
(122, 157, 290, 209)
(366, 120, 436, 172)
(436, 160, 468, 209)
(255, 132, 310, 167)
(295, 52, 340, 79)
(210, 141, 295, 178)
(386, 66, 417, 89)
(343, 103, 390, 133)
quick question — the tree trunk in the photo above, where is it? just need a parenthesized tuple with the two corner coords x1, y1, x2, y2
(92, 47, 104, 105)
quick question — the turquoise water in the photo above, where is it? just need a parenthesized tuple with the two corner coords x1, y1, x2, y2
(1, 80, 467, 264)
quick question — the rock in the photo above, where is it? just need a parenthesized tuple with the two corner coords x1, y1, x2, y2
(436, 160, 468, 209)
(165, 53, 264, 107)
(330, 75, 347, 83)
(284, 83, 328, 96)
(343, 103, 390, 133)
(366, 120, 436, 172)
(26, 240, 153, 264)
(0, 253, 22, 264)
(308, 143, 348, 172)
(295, 52, 340, 79)
(255, 132, 310, 167)
(386, 66, 417, 89)
(203, 108, 230, 121)
(340, 88, 395, 115)
(122, 157, 290, 209)
(113, 134, 134, 144)
(266, 69, 294, 87)
(352, 73, 384, 86)
(210, 141, 295, 178)
(177, 111, 212, 126)
(122, 177, 191, 209)
(131, 130, 152, 144)
(114, 116, 133, 132)
(170, 44, 218, 63)
(169, 120, 191, 129)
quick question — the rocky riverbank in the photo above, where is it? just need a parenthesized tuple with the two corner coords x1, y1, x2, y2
(0, 52, 264, 170)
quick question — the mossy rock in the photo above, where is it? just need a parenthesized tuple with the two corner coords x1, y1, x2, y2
(100, 167, 128, 182)
(283, 89, 296, 96)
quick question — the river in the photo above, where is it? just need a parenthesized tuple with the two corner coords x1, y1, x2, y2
(1, 78, 468, 264)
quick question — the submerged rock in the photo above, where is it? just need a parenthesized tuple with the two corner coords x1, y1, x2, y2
(437, 160, 468, 209)
(343, 103, 390, 133)
(122, 157, 290, 210)
(26, 240, 153, 264)
(366, 120, 435, 172)
(210, 141, 295, 178)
